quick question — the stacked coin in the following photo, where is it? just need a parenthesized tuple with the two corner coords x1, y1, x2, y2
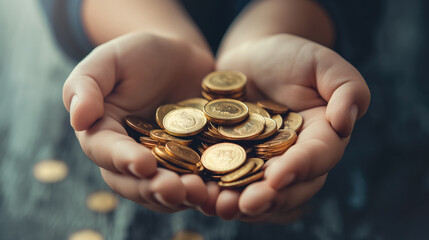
(201, 71, 247, 101)
(124, 71, 303, 189)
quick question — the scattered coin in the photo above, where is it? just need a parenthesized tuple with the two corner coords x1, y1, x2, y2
(283, 112, 303, 132)
(33, 159, 68, 183)
(257, 99, 289, 114)
(172, 230, 204, 240)
(86, 191, 118, 213)
(203, 99, 249, 125)
(124, 115, 154, 136)
(201, 143, 246, 174)
(69, 229, 104, 240)
(163, 108, 207, 137)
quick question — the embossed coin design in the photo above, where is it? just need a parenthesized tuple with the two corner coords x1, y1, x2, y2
(283, 112, 303, 132)
(218, 170, 264, 188)
(203, 99, 248, 125)
(163, 108, 207, 137)
(218, 113, 265, 140)
(202, 70, 247, 93)
(149, 129, 192, 145)
(221, 160, 255, 183)
(156, 104, 181, 128)
(165, 141, 200, 164)
(201, 143, 246, 174)
(244, 102, 270, 118)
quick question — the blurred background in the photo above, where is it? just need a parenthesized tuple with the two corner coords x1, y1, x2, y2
(0, 0, 428, 239)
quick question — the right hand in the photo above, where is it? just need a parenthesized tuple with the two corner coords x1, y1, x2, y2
(63, 32, 215, 212)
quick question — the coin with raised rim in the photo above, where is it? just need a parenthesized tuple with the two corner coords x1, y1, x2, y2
(254, 117, 277, 140)
(201, 143, 246, 174)
(202, 70, 247, 94)
(152, 148, 193, 174)
(153, 145, 197, 170)
(156, 104, 181, 128)
(283, 112, 303, 132)
(124, 115, 154, 135)
(218, 170, 264, 188)
(244, 102, 270, 118)
(271, 114, 283, 130)
(177, 98, 209, 111)
(163, 108, 207, 137)
(218, 113, 265, 140)
(221, 160, 255, 183)
(247, 158, 265, 175)
(165, 141, 200, 164)
(203, 99, 249, 125)
(257, 99, 289, 114)
(149, 129, 192, 145)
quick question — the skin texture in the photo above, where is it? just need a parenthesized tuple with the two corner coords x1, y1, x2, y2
(63, 0, 370, 222)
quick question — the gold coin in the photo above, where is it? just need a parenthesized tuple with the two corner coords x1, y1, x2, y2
(248, 158, 265, 175)
(203, 99, 249, 125)
(202, 70, 247, 94)
(272, 114, 283, 130)
(221, 160, 255, 183)
(150, 129, 192, 145)
(165, 141, 200, 164)
(177, 98, 209, 111)
(153, 146, 197, 170)
(33, 159, 68, 183)
(201, 143, 246, 174)
(163, 108, 207, 137)
(255, 129, 297, 149)
(172, 230, 204, 240)
(156, 104, 181, 128)
(244, 102, 270, 118)
(139, 136, 158, 144)
(86, 191, 118, 213)
(254, 117, 277, 140)
(283, 112, 303, 132)
(124, 115, 154, 135)
(152, 148, 193, 174)
(201, 90, 245, 101)
(218, 113, 265, 140)
(69, 229, 104, 240)
(218, 170, 264, 188)
(257, 99, 289, 114)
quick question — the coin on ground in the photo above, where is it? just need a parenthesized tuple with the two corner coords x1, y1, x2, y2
(124, 115, 154, 135)
(172, 230, 204, 240)
(202, 70, 247, 93)
(218, 113, 265, 140)
(86, 191, 118, 213)
(203, 99, 249, 125)
(165, 141, 200, 164)
(219, 170, 264, 188)
(257, 99, 289, 114)
(283, 112, 303, 132)
(177, 98, 208, 111)
(244, 102, 270, 118)
(163, 108, 207, 137)
(33, 159, 68, 183)
(156, 104, 181, 128)
(221, 160, 255, 183)
(201, 143, 246, 174)
(69, 229, 104, 240)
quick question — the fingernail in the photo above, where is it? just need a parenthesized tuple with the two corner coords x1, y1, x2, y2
(183, 200, 197, 208)
(350, 104, 358, 126)
(244, 202, 272, 216)
(154, 193, 168, 206)
(70, 95, 78, 113)
(276, 173, 295, 190)
(128, 163, 142, 178)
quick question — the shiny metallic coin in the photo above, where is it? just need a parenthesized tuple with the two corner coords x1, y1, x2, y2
(271, 114, 283, 130)
(171, 230, 204, 240)
(203, 99, 249, 125)
(33, 159, 68, 183)
(221, 160, 255, 183)
(247, 158, 265, 175)
(163, 108, 207, 137)
(257, 99, 289, 114)
(244, 102, 270, 118)
(156, 104, 181, 128)
(69, 229, 104, 240)
(150, 129, 192, 146)
(218, 170, 264, 188)
(254, 117, 277, 140)
(86, 191, 118, 213)
(165, 141, 200, 164)
(218, 114, 265, 140)
(177, 98, 209, 112)
(124, 115, 154, 135)
(201, 143, 246, 174)
(202, 70, 247, 94)
(153, 146, 197, 170)
(255, 129, 297, 149)
(139, 136, 158, 144)
(283, 112, 303, 132)
(152, 148, 193, 174)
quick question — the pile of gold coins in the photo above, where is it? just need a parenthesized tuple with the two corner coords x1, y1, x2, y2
(124, 71, 303, 188)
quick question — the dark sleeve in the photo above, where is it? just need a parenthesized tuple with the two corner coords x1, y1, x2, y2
(38, 0, 94, 61)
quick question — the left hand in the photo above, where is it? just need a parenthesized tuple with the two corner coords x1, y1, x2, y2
(211, 34, 370, 222)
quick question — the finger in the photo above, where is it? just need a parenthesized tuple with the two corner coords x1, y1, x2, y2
(215, 189, 241, 220)
(197, 182, 220, 216)
(265, 107, 347, 190)
(150, 168, 187, 207)
(315, 48, 370, 138)
(238, 181, 275, 216)
(180, 174, 208, 207)
(100, 168, 186, 213)
(63, 45, 117, 131)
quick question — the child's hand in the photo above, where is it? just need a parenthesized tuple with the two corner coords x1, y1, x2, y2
(214, 34, 370, 222)
(63, 32, 214, 212)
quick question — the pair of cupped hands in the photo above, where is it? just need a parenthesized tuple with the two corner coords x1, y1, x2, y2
(63, 32, 370, 223)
